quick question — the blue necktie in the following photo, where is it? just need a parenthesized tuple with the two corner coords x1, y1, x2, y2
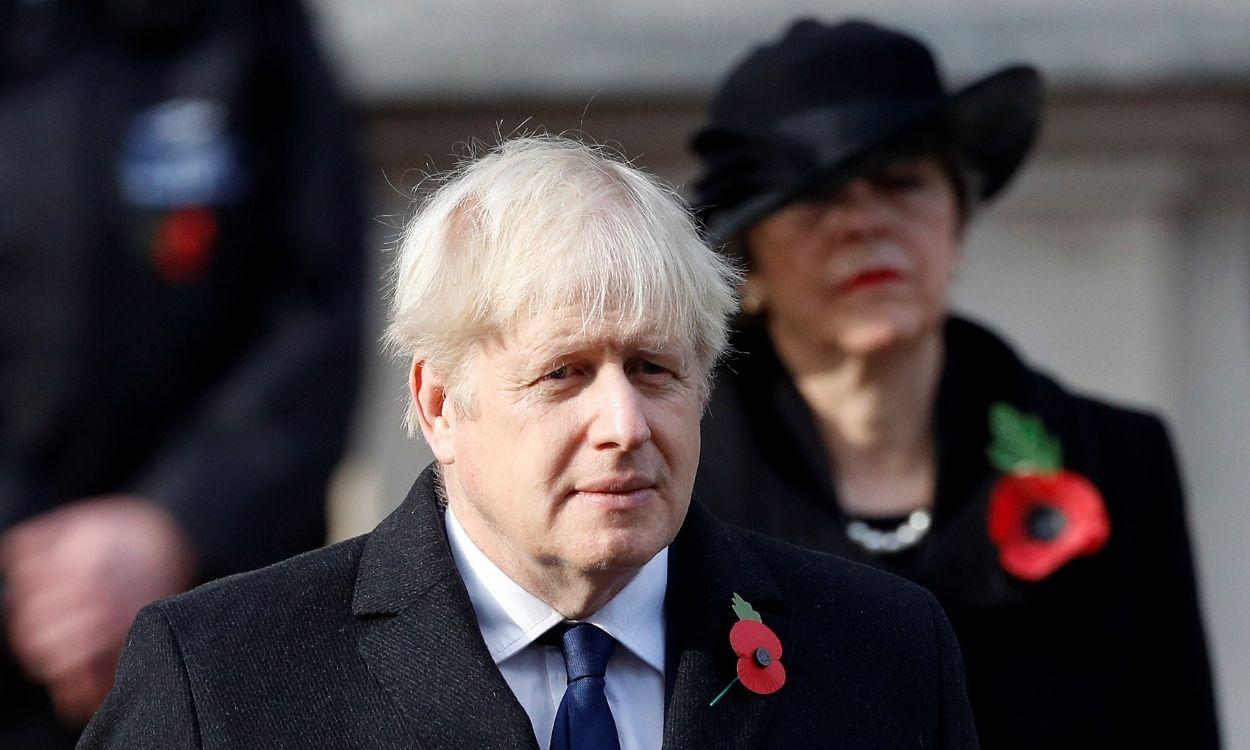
(549, 623, 621, 750)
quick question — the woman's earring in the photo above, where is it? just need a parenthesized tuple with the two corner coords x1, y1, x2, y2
(740, 278, 766, 315)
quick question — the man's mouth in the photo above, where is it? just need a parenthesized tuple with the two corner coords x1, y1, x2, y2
(571, 477, 657, 509)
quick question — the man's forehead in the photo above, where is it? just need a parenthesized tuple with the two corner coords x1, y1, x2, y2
(526, 328, 676, 359)
(505, 313, 681, 360)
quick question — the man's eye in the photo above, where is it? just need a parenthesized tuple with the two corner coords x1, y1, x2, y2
(640, 361, 669, 376)
(545, 365, 570, 381)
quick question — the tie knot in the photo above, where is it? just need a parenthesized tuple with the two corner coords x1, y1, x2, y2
(559, 623, 616, 682)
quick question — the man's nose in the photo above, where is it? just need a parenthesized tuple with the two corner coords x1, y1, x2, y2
(587, 369, 652, 451)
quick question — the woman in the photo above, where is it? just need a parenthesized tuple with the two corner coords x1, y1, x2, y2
(691, 19, 1220, 749)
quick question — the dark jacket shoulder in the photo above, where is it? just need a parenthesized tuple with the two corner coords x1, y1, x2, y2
(81, 535, 410, 750)
(134, 534, 371, 709)
(156, 534, 367, 634)
(959, 316, 1173, 458)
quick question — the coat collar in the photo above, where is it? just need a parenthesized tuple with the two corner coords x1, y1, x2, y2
(352, 464, 789, 749)
(352, 466, 539, 749)
(724, 315, 1034, 535)
(445, 503, 668, 672)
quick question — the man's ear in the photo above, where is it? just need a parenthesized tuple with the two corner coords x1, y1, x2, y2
(410, 358, 456, 465)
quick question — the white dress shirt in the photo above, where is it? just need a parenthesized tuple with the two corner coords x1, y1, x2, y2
(445, 506, 667, 750)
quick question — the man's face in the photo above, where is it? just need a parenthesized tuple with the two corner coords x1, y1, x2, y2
(743, 155, 961, 355)
(438, 310, 703, 579)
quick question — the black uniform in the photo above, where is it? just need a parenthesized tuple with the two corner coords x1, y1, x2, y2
(0, 0, 363, 744)
(696, 317, 1221, 749)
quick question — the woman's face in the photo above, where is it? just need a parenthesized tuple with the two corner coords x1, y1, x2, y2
(743, 155, 961, 357)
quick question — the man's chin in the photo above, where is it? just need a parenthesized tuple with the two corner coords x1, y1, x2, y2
(551, 498, 686, 574)
(572, 530, 671, 574)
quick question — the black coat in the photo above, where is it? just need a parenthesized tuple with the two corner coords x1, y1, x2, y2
(695, 317, 1221, 749)
(1, 1, 361, 744)
(0, 0, 362, 576)
(79, 466, 978, 749)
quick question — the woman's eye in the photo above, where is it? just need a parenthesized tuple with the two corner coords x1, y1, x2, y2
(874, 170, 925, 191)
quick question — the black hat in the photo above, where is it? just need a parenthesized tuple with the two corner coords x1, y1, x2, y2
(692, 19, 1043, 243)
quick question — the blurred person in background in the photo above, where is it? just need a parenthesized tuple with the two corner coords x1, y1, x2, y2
(0, 0, 362, 745)
(691, 19, 1220, 749)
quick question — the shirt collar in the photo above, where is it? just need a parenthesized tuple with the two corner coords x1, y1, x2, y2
(445, 505, 667, 673)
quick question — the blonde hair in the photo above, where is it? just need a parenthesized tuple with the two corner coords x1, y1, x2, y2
(385, 135, 740, 432)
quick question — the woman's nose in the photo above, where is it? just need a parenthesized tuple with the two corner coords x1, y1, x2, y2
(815, 178, 889, 241)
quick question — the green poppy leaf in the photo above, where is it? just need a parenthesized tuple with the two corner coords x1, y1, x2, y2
(987, 402, 1063, 474)
(731, 592, 762, 622)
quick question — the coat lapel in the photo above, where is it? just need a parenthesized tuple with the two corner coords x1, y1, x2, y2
(662, 503, 785, 749)
(352, 467, 538, 750)
(351, 468, 789, 748)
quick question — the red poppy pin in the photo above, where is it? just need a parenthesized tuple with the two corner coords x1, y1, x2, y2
(152, 207, 218, 284)
(709, 593, 786, 706)
(986, 403, 1111, 581)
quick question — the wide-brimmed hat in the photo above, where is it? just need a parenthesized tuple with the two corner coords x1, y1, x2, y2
(691, 18, 1043, 244)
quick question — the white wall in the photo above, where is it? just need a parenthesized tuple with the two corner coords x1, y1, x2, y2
(308, 0, 1250, 102)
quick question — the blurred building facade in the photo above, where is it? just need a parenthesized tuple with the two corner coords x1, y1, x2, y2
(308, 2, 1250, 747)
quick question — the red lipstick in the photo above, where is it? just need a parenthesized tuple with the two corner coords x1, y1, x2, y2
(838, 268, 904, 293)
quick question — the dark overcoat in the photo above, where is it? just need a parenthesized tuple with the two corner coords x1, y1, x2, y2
(695, 317, 1221, 749)
(79, 467, 978, 749)
(1, 1, 361, 743)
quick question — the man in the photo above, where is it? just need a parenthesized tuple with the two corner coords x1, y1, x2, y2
(80, 137, 976, 748)
(0, 1, 362, 744)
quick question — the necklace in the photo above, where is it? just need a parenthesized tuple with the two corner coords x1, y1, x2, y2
(845, 509, 932, 554)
